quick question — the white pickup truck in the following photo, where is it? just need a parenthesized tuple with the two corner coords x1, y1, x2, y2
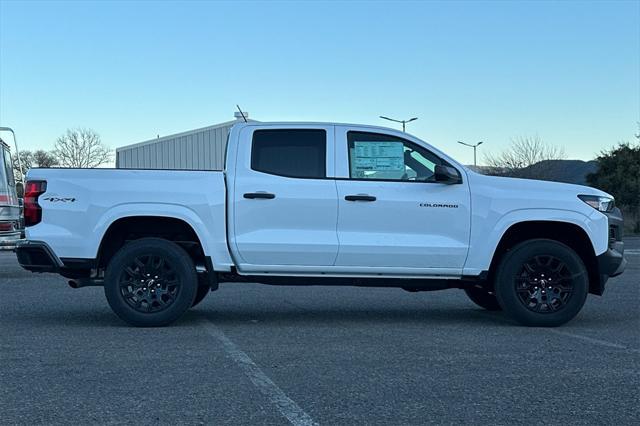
(16, 122, 626, 327)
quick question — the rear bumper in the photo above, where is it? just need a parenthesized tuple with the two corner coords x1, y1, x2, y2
(0, 231, 23, 250)
(15, 240, 62, 272)
(16, 240, 95, 278)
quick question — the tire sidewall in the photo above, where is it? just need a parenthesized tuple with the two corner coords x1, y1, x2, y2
(104, 238, 198, 327)
(495, 239, 589, 327)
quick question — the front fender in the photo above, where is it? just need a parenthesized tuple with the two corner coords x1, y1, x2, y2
(463, 208, 608, 276)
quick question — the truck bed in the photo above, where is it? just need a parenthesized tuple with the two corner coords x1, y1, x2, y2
(25, 168, 230, 264)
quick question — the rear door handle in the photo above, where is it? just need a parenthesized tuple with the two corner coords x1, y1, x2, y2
(244, 192, 276, 199)
(345, 195, 376, 202)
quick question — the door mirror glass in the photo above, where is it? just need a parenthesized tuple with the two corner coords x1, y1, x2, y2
(434, 165, 461, 184)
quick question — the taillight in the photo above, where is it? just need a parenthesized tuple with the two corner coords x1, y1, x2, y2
(0, 222, 15, 232)
(24, 180, 47, 227)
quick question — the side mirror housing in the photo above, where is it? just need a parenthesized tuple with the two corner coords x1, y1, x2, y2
(434, 165, 462, 184)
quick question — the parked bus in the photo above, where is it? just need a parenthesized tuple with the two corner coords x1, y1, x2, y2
(0, 138, 21, 249)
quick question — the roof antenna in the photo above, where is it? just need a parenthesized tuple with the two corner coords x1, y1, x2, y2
(236, 105, 248, 123)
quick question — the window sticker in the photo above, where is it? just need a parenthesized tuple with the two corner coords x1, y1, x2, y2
(353, 141, 404, 172)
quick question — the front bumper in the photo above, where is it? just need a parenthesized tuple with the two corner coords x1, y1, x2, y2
(594, 208, 626, 294)
(598, 241, 626, 278)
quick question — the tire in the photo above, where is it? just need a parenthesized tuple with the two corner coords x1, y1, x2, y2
(104, 238, 198, 327)
(494, 239, 589, 327)
(191, 283, 210, 308)
(464, 286, 502, 311)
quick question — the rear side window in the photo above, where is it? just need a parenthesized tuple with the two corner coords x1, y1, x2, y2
(251, 129, 326, 178)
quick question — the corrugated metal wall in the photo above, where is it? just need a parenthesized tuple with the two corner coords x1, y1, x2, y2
(116, 121, 236, 170)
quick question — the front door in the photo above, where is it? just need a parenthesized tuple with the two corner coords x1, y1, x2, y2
(231, 125, 339, 270)
(334, 127, 471, 274)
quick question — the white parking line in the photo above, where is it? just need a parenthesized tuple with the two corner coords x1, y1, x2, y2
(624, 249, 640, 255)
(200, 318, 318, 426)
(548, 329, 639, 352)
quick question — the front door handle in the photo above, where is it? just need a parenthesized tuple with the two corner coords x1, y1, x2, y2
(244, 192, 276, 199)
(345, 194, 376, 202)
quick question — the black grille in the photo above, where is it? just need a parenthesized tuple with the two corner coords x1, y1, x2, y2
(609, 225, 621, 242)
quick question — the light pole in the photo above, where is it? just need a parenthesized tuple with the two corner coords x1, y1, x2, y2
(0, 127, 23, 183)
(379, 116, 418, 132)
(457, 140, 483, 167)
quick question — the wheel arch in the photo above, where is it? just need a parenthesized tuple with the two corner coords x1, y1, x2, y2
(95, 214, 208, 270)
(487, 220, 601, 295)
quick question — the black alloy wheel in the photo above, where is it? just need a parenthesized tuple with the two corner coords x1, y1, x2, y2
(104, 238, 198, 327)
(495, 239, 589, 327)
(119, 254, 181, 313)
(514, 255, 574, 313)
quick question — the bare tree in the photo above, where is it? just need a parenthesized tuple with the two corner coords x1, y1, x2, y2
(12, 150, 33, 182)
(12, 149, 59, 181)
(53, 128, 112, 168)
(33, 150, 59, 168)
(483, 135, 566, 178)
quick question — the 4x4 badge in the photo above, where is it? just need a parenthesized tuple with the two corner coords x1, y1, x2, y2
(43, 197, 76, 203)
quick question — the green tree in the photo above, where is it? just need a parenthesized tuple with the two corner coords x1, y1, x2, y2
(587, 142, 640, 233)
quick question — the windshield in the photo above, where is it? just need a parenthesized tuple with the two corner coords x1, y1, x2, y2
(0, 146, 18, 206)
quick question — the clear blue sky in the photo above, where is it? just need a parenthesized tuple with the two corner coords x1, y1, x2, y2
(1, 0, 638, 165)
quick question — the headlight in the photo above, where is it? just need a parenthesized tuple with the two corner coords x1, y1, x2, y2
(578, 195, 615, 212)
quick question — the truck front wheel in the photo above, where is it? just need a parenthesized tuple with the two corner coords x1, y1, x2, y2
(104, 238, 198, 327)
(495, 239, 589, 327)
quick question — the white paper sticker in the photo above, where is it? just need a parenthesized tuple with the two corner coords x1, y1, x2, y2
(353, 141, 404, 171)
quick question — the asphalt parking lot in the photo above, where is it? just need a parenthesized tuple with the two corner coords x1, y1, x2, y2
(1, 240, 639, 425)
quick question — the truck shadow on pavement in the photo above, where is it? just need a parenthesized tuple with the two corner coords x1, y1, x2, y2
(196, 306, 512, 327)
(12, 305, 515, 328)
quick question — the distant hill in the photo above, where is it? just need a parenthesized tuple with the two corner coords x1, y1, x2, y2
(471, 160, 599, 185)
(517, 160, 599, 185)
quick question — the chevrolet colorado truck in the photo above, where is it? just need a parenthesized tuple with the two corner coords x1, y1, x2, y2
(16, 122, 626, 327)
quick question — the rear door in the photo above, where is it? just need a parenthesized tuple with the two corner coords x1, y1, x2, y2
(230, 125, 339, 271)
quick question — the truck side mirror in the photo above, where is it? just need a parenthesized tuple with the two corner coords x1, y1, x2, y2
(434, 165, 462, 184)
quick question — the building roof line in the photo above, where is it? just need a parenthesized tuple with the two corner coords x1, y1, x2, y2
(117, 119, 256, 152)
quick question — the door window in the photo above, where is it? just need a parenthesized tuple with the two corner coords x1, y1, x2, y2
(347, 131, 443, 182)
(251, 129, 326, 178)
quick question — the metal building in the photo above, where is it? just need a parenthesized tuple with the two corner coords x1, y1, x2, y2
(116, 112, 253, 170)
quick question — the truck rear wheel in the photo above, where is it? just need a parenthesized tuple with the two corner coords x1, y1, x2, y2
(495, 239, 588, 327)
(104, 238, 198, 327)
(464, 286, 502, 311)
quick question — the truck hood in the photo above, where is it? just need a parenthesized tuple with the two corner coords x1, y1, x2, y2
(464, 170, 613, 219)
(469, 172, 611, 199)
